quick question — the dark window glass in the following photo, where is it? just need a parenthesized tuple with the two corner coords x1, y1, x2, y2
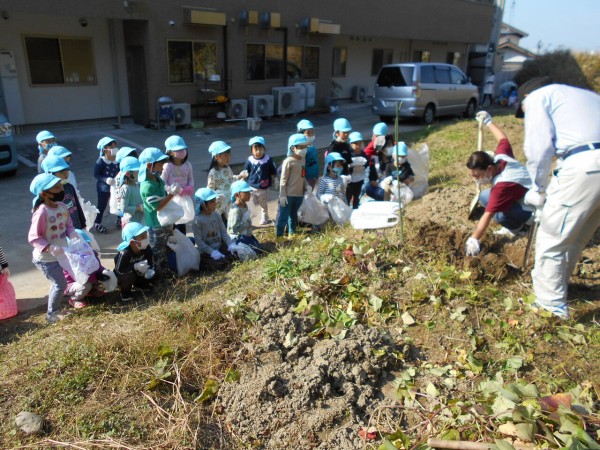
(168, 41, 193, 83)
(246, 44, 265, 80)
(420, 66, 435, 84)
(435, 66, 451, 84)
(376, 66, 414, 87)
(303, 46, 319, 79)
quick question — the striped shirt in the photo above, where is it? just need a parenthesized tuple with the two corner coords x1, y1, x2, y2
(316, 176, 347, 204)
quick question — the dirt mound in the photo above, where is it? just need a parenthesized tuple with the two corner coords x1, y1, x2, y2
(218, 291, 401, 449)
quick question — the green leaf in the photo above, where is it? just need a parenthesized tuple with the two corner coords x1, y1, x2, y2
(369, 294, 384, 312)
(378, 439, 399, 450)
(515, 422, 536, 442)
(401, 312, 415, 326)
(429, 365, 452, 377)
(450, 306, 467, 322)
(383, 429, 410, 449)
(157, 344, 174, 358)
(491, 395, 516, 417)
(440, 429, 460, 441)
(224, 368, 240, 383)
(195, 379, 219, 402)
(493, 439, 517, 450)
(560, 417, 600, 449)
(426, 382, 440, 397)
(503, 357, 523, 371)
(467, 354, 483, 374)
(293, 297, 309, 313)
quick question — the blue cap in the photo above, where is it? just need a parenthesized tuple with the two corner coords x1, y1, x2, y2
(195, 187, 218, 204)
(288, 133, 308, 150)
(97, 136, 117, 154)
(36, 130, 55, 144)
(373, 122, 388, 136)
(120, 156, 141, 172)
(41, 155, 70, 174)
(333, 118, 352, 132)
(297, 119, 314, 131)
(138, 147, 168, 182)
(47, 146, 72, 159)
(394, 142, 408, 157)
(165, 135, 187, 151)
(30, 173, 62, 207)
(324, 152, 345, 176)
(208, 140, 232, 156)
(230, 180, 253, 202)
(117, 222, 149, 251)
(349, 131, 364, 144)
(116, 147, 137, 164)
(249, 136, 265, 147)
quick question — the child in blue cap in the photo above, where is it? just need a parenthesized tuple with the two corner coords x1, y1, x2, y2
(28, 173, 79, 323)
(277, 134, 308, 238)
(296, 120, 319, 188)
(228, 180, 261, 252)
(94, 136, 120, 233)
(243, 136, 277, 225)
(36, 130, 57, 173)
(316, 152, 348, 205)
(48, 145, 78, 189)
(162, 135, 195, 234)
(118, 156, 144, 225)
(114, 222, 155, 302)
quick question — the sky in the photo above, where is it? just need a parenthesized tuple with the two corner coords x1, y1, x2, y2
(506, 0, 600, 53)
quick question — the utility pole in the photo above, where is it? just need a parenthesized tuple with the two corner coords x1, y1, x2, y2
(486, 0, 506, 74)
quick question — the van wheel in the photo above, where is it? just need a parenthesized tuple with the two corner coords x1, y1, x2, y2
(379, 115, 393, 123)
(464, 99, 477, 119)
(423, 105, 435, 125)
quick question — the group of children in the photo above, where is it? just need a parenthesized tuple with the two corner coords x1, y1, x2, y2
(28, 118, 415, 323)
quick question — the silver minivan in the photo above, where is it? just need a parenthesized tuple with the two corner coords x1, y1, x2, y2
(372, 63, 479, 124)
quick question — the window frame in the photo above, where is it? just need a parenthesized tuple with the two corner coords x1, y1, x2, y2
(23, 35, 97, 87)
(166, 39, 218, 85)
(332, 47, 347, 77)
(245, 43, 320, 81)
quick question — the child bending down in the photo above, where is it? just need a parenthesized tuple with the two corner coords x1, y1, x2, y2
(114, 222, 155, 302)
(228, 180, 262, 251)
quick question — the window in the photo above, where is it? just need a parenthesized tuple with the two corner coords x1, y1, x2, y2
(371, 49, 393, 75)
(332, 47, 347, 77)
(420, 66, 435, 84)
(434, 66, 451, 84)
(24, 36, 96, 85)
(413, 50, 431, 63)
(246, 44, 319, 81)
(449, 67, 466, 84)
(446, 51, 462, 67)
(167, 40, 217, 84)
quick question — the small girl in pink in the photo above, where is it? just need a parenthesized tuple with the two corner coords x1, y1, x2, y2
(162, 135, 194, 234)
(28, 173, 78, 323)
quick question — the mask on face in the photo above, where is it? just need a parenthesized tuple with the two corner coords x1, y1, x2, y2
(46, 142, 57, 151)
(397, 156, 407, 164)
(110, 147, 120, 156)
(332, 167, 343, 176)
(51, 191, 65, 202)
(137, 238, 149, 250)
(173, 150, 187, 160)
(296, 148, 307, 158)
(306, 135, 315, 144)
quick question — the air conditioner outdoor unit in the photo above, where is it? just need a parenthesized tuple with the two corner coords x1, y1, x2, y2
(229, 99, 248, 119)
(172, 103, 191, 127)
(272, 87, 298, 115)
(248, 94, 274, 118)
(352, 86, 367, 103)
(294, 83, 307, 112)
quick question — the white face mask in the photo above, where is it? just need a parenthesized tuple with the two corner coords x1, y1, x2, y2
(305, 135, 315, 144)
(110, 147, 120, 156)
(397, 156, 407, 164)
(295, 148, 307, 158)
(137, 238, 149, 249)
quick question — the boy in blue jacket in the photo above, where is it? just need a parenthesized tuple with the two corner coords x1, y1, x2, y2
(243, 136, 278, 225)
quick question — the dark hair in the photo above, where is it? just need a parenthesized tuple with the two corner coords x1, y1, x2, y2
(33, 196, 44, 212)
(208, 156, 218, 171)
(250, 143, 265, 152)
(466, 151, 494, 170)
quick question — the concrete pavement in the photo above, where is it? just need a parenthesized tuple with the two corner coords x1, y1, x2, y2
(0, 101, 423, 316)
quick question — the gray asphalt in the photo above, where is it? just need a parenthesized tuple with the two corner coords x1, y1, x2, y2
(1, 101, 424, 314)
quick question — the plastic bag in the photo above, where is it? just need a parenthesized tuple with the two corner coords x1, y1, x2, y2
(327, 196, 353, 225)
(100, 269, 118, 292)
(407, 143, 429, 199)
(298, 191, 330, 225)
(231, 242, 257, 261)
(109, 184, 120, 215)
(148, 196, 184, 226)
(390, 182, 415, 207)
(0, 274, 18, 320)
(167, 229, 200, 276)
(60, 239, 100, 285)
(172, 195, 195, 225)
(351, 201, 399, 230)
(81, 199, 99, 231)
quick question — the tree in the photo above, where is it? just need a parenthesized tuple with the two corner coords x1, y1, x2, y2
(515, 50, 593, 91)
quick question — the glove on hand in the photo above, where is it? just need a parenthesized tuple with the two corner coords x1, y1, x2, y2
(279, 196, 288, 207)
(145, 269, 156, 279)
(476, 111, 493, 126)
(340, 175, 351, 187)
(238, 170, 249, 179)
(210, 249, 225, 260)
(227, 243, 238, 253)
(134, 261, 150, 275)
(166, 185, 182, 195)
(106, 177, 116, 187)
(465, 237, 481, 256)
(524, 190, 546, 208)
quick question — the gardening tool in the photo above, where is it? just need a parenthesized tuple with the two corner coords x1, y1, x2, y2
(522, 218, 539, 268)
(467, 119, 484, 220)
(394, 101, 404, 243)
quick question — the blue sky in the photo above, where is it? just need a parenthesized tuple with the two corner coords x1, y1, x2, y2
(506, 0, 600, 53)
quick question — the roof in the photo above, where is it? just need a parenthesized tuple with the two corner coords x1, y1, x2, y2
(498, 41, 537, 59)
(500, 23, 529, 38)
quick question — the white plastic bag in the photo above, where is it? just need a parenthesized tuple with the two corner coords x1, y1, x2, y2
(148, 196, 184, 226)
(231, 242, 257, 261)
(407, 144, 430, 199)
(172, 195, 195, 225)
(351, 201, 399, 230)
(81, 200, 99, 231)
(109, 184, 120, 215)
(298, 191, 330, 225)
(390, 182, 415, 207)
(60, 238, 100, 285)
(167, 229, 200, 276)
(100, 269, 118, 292)
(327, 196, 353, 225)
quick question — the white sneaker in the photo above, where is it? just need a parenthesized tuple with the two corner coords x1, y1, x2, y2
(531, 301, 570, 319)
(259, 217, 271, 225)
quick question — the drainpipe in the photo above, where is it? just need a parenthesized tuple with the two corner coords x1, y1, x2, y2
(108, 19, 122, 127)
(279, 27, 288, 86)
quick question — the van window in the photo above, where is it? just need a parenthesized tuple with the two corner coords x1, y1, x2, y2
(449, 67, 466, 85)
(434, 66, 451, 84)
(376, 66, 414, 87)
(420, 66, 435, 84)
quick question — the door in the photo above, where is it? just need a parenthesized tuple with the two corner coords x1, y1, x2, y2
(126, 46, 149, 125)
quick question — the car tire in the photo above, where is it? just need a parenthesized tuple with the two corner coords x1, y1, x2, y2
(379, 115, 393, 123)
(423, 104, 435, 125)
(464, 99, 477, 119)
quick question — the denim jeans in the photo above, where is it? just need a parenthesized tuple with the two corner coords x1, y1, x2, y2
(33, 259, 67, 316)
(365, 184, 385, 201)
(479, 188, 532, 230)
(276, 196, 303, 237)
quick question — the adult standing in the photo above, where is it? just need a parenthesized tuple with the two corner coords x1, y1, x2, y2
(517, 77, 600, 318)
(480, 71, 495, 107)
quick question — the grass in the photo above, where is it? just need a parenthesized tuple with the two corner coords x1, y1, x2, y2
(1, 112, 598, 449)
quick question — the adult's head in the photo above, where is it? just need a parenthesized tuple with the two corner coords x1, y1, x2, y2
(515, 76, 553, 118)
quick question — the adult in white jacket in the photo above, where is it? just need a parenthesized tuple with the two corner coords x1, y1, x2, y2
(517, 77, 600, 318)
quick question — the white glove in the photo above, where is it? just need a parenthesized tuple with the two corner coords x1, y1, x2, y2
(272, 176, 280, 190)
(374, 135, 387, 150)
(340, 175, 351, 187)
(279, 196, 288, 207)
(166, 185, 182, 195)
(476, 111, 492, 126)
(49, 245, 64, 256)
(524, 190, 546, 208)
(145, 268, 156, 279)
(227, 243, 238, 253)
(106, 177, 116, 187)
(238, 170, 249, 179)
(1, 268, 10, 278)
(465, 237, 480, 256)
(210, 249, 225, 260)
(134, 261, 150, 275)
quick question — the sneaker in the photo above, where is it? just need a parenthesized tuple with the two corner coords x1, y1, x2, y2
(120, 291, 134, 302)
(259, 218, 272, 225)
(94, 223, 108, 234)
(46, 309, 72, 324)
(531, 301, 570, 319)
(69, 298, 89, 309)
